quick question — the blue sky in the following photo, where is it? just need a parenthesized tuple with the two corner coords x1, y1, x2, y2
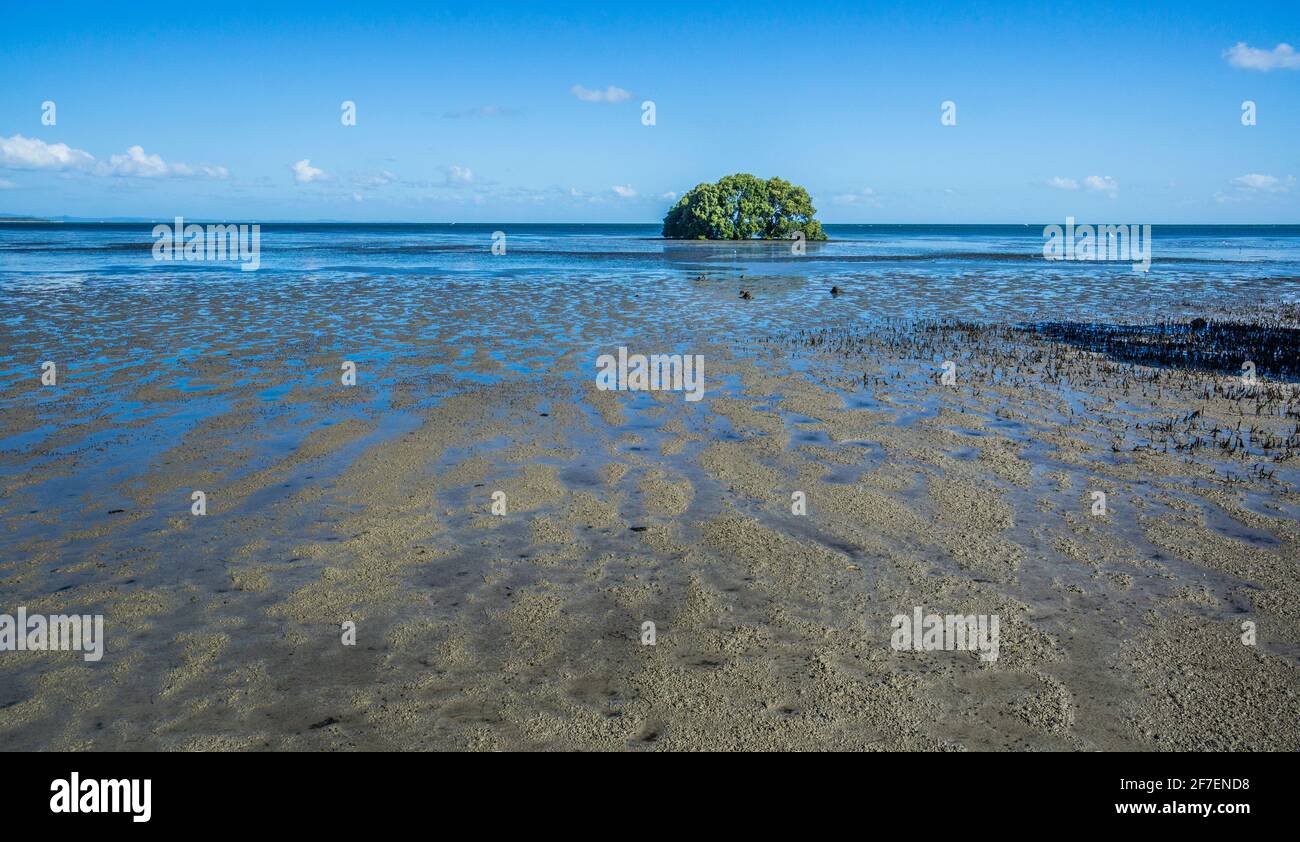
(1, 0, 1297, 222)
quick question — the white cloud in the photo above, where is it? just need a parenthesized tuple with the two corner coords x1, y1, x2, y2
(360, 170, 396, 187)
(1230, 173, 1293, 193)
(445, 165, 474, 185)
(1082, 175, 1119, 197)
(0, 178, 16, 189)
(571, 84, 632, 103)
(1224, 42, 1300, 71)
(98, 145, 227, 179)
(831, 187, 878, 206)
(2, 136, 225, 179)
(1215, 174, 1295, 203)
(660, 191, 678, 201)
(1227, 174, 1289, 193)
(291, 159, 326, 184)
(1046, 175, 1116, 196)
(611, 184, 637, 198)
(0, 134, 95, 171)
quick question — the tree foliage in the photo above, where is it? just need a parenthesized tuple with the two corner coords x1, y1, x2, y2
(662, 174, 826, 240)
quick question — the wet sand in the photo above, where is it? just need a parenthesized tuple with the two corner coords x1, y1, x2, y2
(1, 278, 1298, 751)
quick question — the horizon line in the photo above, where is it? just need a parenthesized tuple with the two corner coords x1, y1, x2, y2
(3, 217, 1300, 227)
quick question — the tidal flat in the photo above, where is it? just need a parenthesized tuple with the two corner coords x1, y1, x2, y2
(1, 224, 1298, 750)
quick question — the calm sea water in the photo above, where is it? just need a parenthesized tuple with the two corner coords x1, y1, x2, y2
(3, 222, 1299, 319)
(5, 221, 1298, 416)
(1, 222, 1298, 584)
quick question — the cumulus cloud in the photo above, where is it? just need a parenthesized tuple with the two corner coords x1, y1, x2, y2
(571, 84, 632, 103)
(1231, 173, 1293, 193)
(611, 184, 637, 198)
(1047, 176, 1079, 190)
(1224, 42, 1300, 71)
(1215, 173, 1296, 203)
(0, 134, 95, 171)
(1082, 175, 1119, 197)
(97, 145, 228, 179)
(2, 135, 226, 179)
(445, 165, 474, 185)
(291, 159, 326, 184)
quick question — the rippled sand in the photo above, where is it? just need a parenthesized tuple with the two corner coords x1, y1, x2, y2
(1, 269, 1298, 751)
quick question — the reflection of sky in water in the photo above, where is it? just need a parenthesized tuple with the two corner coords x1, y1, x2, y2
(4, 224, 1299, 321)
(2, 223, 1298, 539)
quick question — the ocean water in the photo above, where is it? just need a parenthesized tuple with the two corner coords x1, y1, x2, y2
(7, 222, 1300, 320)
(2, 222, 1299, 550)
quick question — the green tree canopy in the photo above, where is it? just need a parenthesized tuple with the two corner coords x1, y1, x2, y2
(662, 174, 826, 240)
